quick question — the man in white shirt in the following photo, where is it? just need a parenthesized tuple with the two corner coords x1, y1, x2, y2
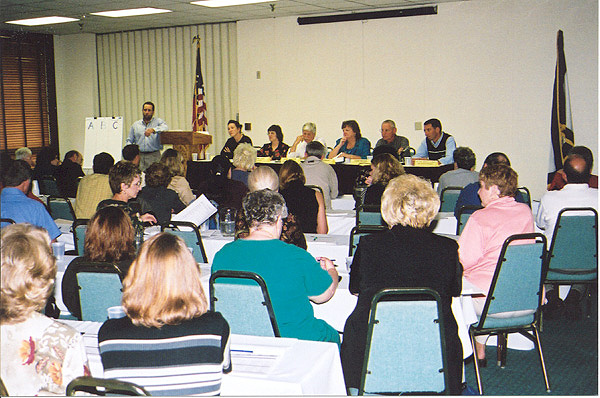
(301, 141, 338, 209)
(287, 122, 327, 158)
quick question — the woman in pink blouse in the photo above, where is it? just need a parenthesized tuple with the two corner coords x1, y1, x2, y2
(457, 164, 534, 365)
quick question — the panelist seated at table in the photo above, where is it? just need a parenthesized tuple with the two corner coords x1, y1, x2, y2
(98, 233, 232, 396)
(1, 224, 90, 396)
(413, 118, 456, 165)
(363, 153, 405, 207)
(221, 120, 253, 159)
(327, 120, 371, 160)
(256, 124, 290, 160)
(212, 189, 340, 345)
(137, 163, 186, 225)
(287, 122, 327, 158)
(341, 174, 463, 394)
(457, 164, 534, 366)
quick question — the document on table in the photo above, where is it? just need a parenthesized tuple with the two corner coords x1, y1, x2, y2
(172, 194, 217, 229)
(230, 339, 296, 375)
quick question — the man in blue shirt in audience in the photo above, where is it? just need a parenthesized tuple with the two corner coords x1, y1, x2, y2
(126, 101, 168, 171)
(414, 118, 456, 165)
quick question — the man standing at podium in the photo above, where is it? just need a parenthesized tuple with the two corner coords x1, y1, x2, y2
(127, 101, 168, 171)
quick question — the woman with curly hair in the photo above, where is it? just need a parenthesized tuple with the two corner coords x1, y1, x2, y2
(363, 153, 405, 206)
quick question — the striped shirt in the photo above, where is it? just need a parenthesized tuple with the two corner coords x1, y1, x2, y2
(98, 312, 231, 396)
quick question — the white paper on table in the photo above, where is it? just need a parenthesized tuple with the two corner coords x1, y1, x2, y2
(230, 340, 295, 375)
(171, 194, 217, 230)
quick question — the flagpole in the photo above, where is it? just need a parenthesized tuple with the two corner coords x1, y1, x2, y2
(192, 35, 209, 159)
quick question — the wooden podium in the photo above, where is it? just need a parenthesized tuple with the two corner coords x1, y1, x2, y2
(161, 130, 212, 160)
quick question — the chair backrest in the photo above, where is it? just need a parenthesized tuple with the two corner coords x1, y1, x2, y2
(0, 218, 16, 226)
(546, 207, 598, 282)
(209, 270, 280, 337)
(349, 225, 388, 256)
(356, 204, 385, 227)
(476, 233, 547, 331)
(38, 175, 60, 196)
(517, 186, 532, 208)
(455, 205, 483, 235)
(66, 376, 149, 396)
(72, 219, 89, 256)
(161, 221, 208, 263)
(47, 196, 76, 221)
(439, 186, 463, 213)
(77, 270, 123, 322)
(0, 377, 8, 396)
(359, 288, 449, 395)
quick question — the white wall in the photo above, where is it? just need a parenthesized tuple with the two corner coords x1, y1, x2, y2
(54, 33, 98, 168)
(237, 0, 598, 200)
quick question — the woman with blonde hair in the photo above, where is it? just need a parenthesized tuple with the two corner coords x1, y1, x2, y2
(363, 153, 405, 206)
(160, 148, 196, 205)
(1, 224, 89, 395)
(231, 143, 257, 186)
(341, 174, 463, 394)
(98, 232, 231, 396)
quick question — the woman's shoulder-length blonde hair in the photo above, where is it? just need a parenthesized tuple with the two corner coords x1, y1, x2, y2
(371, 153, 405, 185)
(121, 232, 208, 328)
(1, 224, 56, 324)
(160, 148, 186, 177)
(381, 174, 440, 229)
(233, 143, 257, 171)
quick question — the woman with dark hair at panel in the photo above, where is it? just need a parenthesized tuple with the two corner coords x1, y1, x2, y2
(257, 124, 290, 160)
(160, 148, 196, 205)
(197, 154, 249, 212)
(221, 120, 253, 159)
(279, 160, 328, 234)
(327, 120, 371, 160)
(1, 224, 90, 395)
(363, 153, 405, 206)
(138, 162, 186, 225)
(212, 189, 339, 345)
(231, 143, 257, 186)
(62, 206, 136, 320)
(98, 233, 231, 396)
(341, 174, 463, 394)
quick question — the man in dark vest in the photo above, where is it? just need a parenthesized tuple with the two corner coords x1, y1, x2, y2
(414, 118, 456, 165)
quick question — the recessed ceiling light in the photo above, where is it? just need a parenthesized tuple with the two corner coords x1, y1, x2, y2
(6, 16, 79, 26)
(191, 0, 277, 7)
(90, 8, 172, 18)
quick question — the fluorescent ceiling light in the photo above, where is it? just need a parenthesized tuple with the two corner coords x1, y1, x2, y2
(6, 16, 79, 26)
(191, 0, 277, 7)
(90, 8, 172, 18)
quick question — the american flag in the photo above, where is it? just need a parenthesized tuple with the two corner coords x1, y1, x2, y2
(192, 38, 207, 132)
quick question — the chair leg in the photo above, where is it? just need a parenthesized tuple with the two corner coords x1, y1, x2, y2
(469, 330, 484, 395)
(497, 333, 508, 368)
(532, 327, 551, 392)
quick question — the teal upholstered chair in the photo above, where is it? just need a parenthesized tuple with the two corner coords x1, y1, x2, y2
(161, 221, 208, 263)
(439, 186, 462, 213)
(348, 225, 387, 257)
(76, 267, 123, 322)
(355, 204, 385, 227)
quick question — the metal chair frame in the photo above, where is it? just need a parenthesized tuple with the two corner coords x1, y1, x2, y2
(46, 195, 76, 221)
(517, 186, 532, 208)
(66, 376, 149, 396)
(72, 218, 89, 256)
(355, 204, 384, 227)
(348, 225, 388, 257)
(161, 220, 208, 263)
(439, 186, 463, 213)
(455, 205, 483, 235)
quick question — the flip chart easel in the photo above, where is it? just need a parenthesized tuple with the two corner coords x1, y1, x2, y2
(83, 117, 123, 170)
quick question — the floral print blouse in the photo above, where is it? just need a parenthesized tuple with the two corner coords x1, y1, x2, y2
(257, 142, 290, 160)
(1, 312, 90, 395)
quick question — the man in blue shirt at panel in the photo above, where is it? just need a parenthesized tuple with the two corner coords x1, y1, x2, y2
(414, 118, 456, 165)
(1, 160, 61, 241)
(126, 101, 168, 171)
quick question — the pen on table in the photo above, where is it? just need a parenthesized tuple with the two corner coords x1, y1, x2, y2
(232, 349, 254, 353)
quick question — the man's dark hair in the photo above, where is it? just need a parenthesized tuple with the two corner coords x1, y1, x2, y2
(305, 141, 326, 158)
(93, 152, 115, 174)
(341, 120, 362, 140)
(108, 161, 141, 194)
(424, 118, 442, 131)
(145, 162, 171, 188)
(568, 146, 593, 174)
(3, 160, 31, 187)
(122, 144, 140, 162)
(371, 145, 399, 160)
(564, 154, 591, 184)
(63, 150, 79, 162)
(453, 147, 476, 170)
(143, 101, 155, 111)
(483, 152, 511, 167)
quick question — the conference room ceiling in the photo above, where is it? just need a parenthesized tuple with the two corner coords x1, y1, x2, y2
(1, 0, 470, 36)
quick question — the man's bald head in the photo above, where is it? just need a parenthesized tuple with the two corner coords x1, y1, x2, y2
(564, 154, 591, 184)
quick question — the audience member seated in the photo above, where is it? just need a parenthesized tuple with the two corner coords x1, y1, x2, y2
(198, 155, 249, 212)
(328, 120, 371, 160)
(536, 153, 598, 320)
(98, 233, 231, 395)
(122, 144, 146, 188)
(0, 155, 45, 205)
(453, 152, 526, 217)
(97, 161, 157, 233)
(212, 189, 339, 344)
(547, 145, 598, 190)
(231, 143, 257, 186)
(32, 146, 60, 181)
(160, 148, 195, 205)
(56, 150, 85, 198)
(235, 166, 307, 249)
(414, 118, 456, 165)
(287, 122, 327, 158)
(437, 146, 479, 195)
(15, 147, 35, 168)
(0, 160, 61, 240)
(62, 206, 136, 320)
(374, 119, 411, 158)
(138, 163, 185, 225)
(75, 152, 114, 219)
(341, 174, 463, 394)
(221, 119, 252, 159)
(301, 141, 339, 209)
(279, 159, 328, 234)
(257, 124, 290, 160)
(363, 153, 405, 206)
(458, 164, 534, 365)
(1, 224, 89, 395)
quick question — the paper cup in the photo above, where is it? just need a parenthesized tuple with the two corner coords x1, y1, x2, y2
(107, 306, 126, 319)
(51, 241, 65, 260)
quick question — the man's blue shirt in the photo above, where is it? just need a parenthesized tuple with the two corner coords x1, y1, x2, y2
(126, 117, 168, 152)
(415, 133, 456, 165)
(1, 187, 61, 240)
